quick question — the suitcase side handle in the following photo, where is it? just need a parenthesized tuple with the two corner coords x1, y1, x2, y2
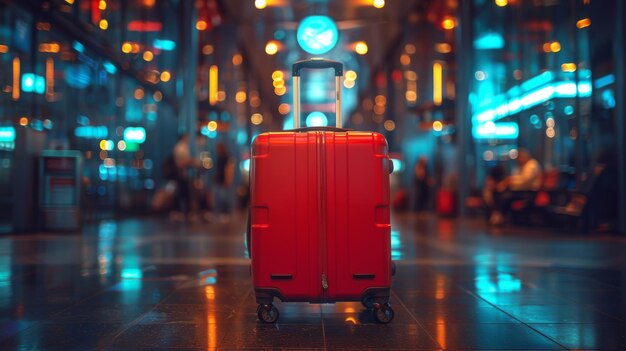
(292, 58, 343, 77)
(292, 59, 343, 129)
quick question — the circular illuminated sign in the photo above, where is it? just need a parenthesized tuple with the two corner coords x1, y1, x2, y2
(297, 16, 338, 55)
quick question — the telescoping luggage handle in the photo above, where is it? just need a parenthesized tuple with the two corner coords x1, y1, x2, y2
(292, 58, 344, 129)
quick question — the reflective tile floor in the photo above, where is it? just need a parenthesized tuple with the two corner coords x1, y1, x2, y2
(1, 212, 626, 350)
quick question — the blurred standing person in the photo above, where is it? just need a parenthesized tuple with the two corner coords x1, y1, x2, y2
(413, 156, 430, 212)
(214, 142, 235, 223)
(490, 148, 542, 225)
(172, 133, 193, 221)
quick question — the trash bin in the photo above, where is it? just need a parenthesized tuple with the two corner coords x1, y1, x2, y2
(39, 150, 82, 231)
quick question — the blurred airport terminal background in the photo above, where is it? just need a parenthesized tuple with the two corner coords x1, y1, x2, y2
(0, 0, 624, 234)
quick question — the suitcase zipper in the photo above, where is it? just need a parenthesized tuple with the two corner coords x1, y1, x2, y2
(318, 132, 329, 299)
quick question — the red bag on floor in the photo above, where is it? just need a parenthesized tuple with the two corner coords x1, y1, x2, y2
(436, 189, 456, 216)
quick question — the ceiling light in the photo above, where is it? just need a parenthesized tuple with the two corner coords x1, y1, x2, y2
(345, 70, 357, 81)
(441, 17, 456, 30)
(272, 70, 284, 80)
(143, 51, 154, 62)
(160, 71, 171, 82)
(576, 18, 591, 29)
(255, 0, 267, 9)
(99, 19, 108, 30)
(265, 41, 279, 55)
(561, 63, 577, 72)
(373, 0, 385, 9)
(196, 20, 208, 31)
(355, 41, 368, 55)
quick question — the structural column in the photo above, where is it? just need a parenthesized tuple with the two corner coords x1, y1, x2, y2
(455, 0, 473, 216)
(179, 0, 199, 149)
(616, 0, 626, 234)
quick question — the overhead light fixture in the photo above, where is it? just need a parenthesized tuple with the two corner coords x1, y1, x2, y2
(441, 17, 456, 30)
(576, 18, 591, 29)
(561, 63, 577, 72)
(196, 20, 208, 31)
(143, 51, 154, 62)
(99, 19, 108, 30)
(271, 70, 284, 80)
(355, 41, 368, 55)
(373, 0, 385, 8)
(255, 0, 267, 9)
(265, 41, 279, 55)
(153, 39, 176, 51)
(160, 71, 171, 82)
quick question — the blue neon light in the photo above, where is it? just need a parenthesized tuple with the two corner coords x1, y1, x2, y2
(123, 127, 146, 143)
(153, 39, 176, 51)
(305, 111, 328, 127)
(391, 230, 402, 260)
(297, 16, 338, 55)
(237, 130, 248, 145)
(473, 32, 504, 50)
(72, 41, 85, 53)
(283, 116, 294, 130)
(594, 74, 615, 89)
(520, 71, 553, 92)
(21, 74, 45, 94)
(472, 79, 592, 123)
(0, 127, 16, 142)
(121, 268, 142, 279)
(473, 121, 519, 140)
(65, 65, 91, 89)
(103, 61, 117, 74)
(75, 126, 108, 139)
(602, 89, 616, 108)
(241, 159, 250, 172)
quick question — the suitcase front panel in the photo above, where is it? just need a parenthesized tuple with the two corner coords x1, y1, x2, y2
(251, 131, 391, 303)
(251, 132, 323, 301)
(324, 132, 391, 301)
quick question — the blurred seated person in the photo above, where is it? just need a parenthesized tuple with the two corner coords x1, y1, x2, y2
(553, 149, 618, 232)
(489, 149, 542, 225)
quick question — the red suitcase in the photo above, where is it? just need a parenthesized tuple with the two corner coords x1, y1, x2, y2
(250, 59, 394, 324)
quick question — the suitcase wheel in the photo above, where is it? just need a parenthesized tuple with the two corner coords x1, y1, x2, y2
(361, 295, 374, 309)
(372, 303, 394, 324)
(257, 304, 279, 323)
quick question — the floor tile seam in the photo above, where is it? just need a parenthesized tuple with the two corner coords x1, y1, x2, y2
(319, 303, 327, 351)
(428, 266, 570, 351)
(390, 289, 445, 350)
(105, 288, 178, 347)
